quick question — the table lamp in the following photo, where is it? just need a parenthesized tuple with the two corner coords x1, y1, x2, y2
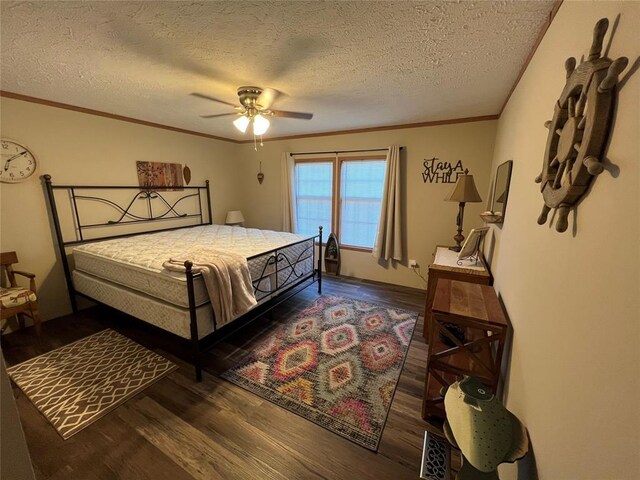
(225, 210, 245, 226)
(444, 169, 482, 252)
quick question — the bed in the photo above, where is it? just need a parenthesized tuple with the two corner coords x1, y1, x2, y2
(43, 175, 322, 381)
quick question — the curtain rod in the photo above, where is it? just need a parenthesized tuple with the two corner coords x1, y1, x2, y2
(290, 147, 404, 156)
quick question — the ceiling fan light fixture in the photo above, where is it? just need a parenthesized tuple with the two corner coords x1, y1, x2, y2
(253, 114, 270, 136)
(233, 115, 250, 133)
(193, 86, 312, 142)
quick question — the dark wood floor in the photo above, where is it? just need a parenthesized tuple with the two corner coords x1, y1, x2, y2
(2, 276, 433, 480)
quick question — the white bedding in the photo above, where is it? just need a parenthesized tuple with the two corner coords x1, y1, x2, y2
(73, 224, 314, 308)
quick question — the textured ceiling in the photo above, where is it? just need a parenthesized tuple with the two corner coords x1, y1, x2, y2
(1, 1, 555, 140)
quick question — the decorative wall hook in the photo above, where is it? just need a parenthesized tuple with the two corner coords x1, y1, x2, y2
(183, 164, 191, 185)
(257, 161, 264, 184)
(535, 18, 628, 233)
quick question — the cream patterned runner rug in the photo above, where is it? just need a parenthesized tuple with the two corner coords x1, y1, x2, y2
(7, 329, 177, 439)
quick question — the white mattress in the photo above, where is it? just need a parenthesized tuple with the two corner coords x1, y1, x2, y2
(73, 224, 315, 308)
(73, 271, 216, 339)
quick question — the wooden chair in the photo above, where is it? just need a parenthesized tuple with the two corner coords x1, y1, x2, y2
(1, 252, 42, 335)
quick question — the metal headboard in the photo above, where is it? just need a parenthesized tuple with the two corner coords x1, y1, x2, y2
(43, 174, 213, 311)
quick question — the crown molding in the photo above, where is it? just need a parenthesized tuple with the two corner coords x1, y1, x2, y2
(0, 91, 241, 144)
(0, 90, 499, 144)
(237, 114, 500, 144)
(498, 0, 564, 116)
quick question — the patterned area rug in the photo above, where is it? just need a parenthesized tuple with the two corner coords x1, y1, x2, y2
(7, 329, 177, 439)
(221, 295, 418, 450)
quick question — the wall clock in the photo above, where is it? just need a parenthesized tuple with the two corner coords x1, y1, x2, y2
(535, 18, 628, 233)
(0, 139, 38, 183)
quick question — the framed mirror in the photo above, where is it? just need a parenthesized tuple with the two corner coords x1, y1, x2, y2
(482, 160, 513, 224)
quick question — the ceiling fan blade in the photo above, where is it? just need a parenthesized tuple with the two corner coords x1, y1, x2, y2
(190, 92, 237, 107)
(257, 88, 280, 110)
(200, 113, 239, 119)
(271, 110, 314, 120)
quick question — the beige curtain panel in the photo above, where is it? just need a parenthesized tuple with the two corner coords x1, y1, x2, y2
(372, 145, 403, 261)
(280, 152, 297, 233)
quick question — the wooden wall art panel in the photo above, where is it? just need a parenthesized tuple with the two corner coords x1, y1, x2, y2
(137, 161, 184, 189)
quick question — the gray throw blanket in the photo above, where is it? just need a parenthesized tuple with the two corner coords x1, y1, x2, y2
(163, 247, 257, 328)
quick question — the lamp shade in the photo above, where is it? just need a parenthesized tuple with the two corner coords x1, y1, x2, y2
(445, 171, 482, 203)
(253, 114, 270, 136)
(225, 210, 245, 225)
(233, 115, 250, 133)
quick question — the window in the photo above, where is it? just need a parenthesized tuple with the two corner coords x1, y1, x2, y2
(339, 160, 386, 248)
(294, 155, 386, 249)
(294, 161, 333, 238)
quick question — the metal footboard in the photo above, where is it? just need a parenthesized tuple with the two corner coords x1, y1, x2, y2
(184, 227, 322, 381)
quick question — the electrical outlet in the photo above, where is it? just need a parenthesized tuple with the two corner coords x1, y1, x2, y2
(409, 259, 418, 269)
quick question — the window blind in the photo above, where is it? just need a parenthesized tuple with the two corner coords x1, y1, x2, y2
(339, 160, 386, 248)
(294, 162, 333, 237)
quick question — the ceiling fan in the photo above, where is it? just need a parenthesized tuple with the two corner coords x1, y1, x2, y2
(191, 86, 313, 138)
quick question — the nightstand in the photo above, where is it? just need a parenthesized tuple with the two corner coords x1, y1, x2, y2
(422, 279, 508, 422)
(423, 246, 491, 342)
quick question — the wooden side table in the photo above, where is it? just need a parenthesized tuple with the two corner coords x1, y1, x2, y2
(423, 246, 491, 342)
(422, 279, 508, 422)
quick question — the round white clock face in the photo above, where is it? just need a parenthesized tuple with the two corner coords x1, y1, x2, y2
(0, 139, 38, 183)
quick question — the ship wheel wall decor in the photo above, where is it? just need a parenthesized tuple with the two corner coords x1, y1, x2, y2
(535, 18, 628, 233)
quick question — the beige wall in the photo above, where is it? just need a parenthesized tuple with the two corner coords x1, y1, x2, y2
(235, 121, 497, 289)
(0, 97, 241, 322)
(486, 2, 639, 479)
(0, 99, 497, 324)
(1, 358, 35, 480)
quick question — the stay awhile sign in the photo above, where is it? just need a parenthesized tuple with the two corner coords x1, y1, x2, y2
(422, 157, 465, 184)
